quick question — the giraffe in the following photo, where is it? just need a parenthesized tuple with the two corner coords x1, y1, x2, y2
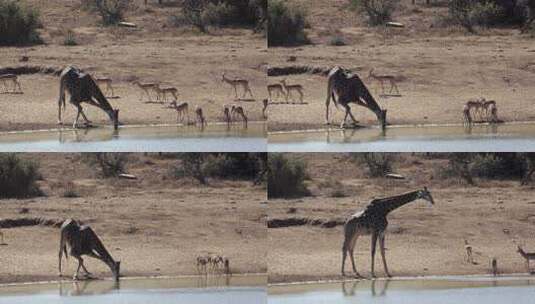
(326, 66, 387, 130)
(58, 66, 119, 129)
(58, 219, 120, 281)
(341, 187, 435, 278)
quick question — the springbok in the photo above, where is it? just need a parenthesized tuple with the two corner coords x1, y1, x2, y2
(95, 77, 114, 97)
(280, 79, 304, 103)
(262, 98, 268, 119)
(155, 84, 179, 102)
(368, 69, 400, 95)
(132, 81, 158, 101)
(0, 74, 23, 93)
(267, 83, 285, 102)
(195, 106, 207, 127)
(170, 101, 189, 123)
(231, 105, 248, 127)
(222, 73, 253, 99)
(517, 245, 535, 273)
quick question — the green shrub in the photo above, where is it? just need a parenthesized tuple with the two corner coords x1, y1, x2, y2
(470, 1, 504, 26)
(0, 154, 43, 198)
(0, 0, 42, 46)
(203, 153, 265, 180)
(268, 0, 309, 46)
(349, 153, 395, 177)
(82, 0, 132, 25)
(202, 2, 238, 27)
(447, 0, 531, 32)
(83, 153, 128, 177)
(471, 153, 525, 179)
(63, 30, 78, 46)
(172, 0, 265, 32)
(268, 154, 309, 198)
(349, 0, 399, 26)
(171, 153, 265, 184)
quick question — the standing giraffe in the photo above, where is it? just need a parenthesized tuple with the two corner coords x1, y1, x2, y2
(58, 66, 119, 129)
(342, 187, 435, 278)
(326, 66, 387, 130)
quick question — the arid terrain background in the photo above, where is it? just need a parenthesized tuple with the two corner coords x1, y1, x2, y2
(268, 153, 535, 283)
(0, 153, 267, 283)
(268, 0, 535, 131)
(0, 0, 266, 131)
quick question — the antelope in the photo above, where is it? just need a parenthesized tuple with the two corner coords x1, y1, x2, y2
(132, 81, 158, 101)
(170, 101, 189, 123)
(280, 79, 304, 103)
(368, 69, 400, 95)
(231, 105, 248, 127)
(221, 73, 253, 99)
(0, 74, 23, 93)
(155, 84, 179, 102)
(463, 104, 472, 126)
(195, 106, 207, 127)
(491, 258, 498, 276)
(95, 77, 114, 97)
(196, 256, 208, 274)
(262, 98, 268, 119)
(517, 245, 535, 273)
(464, 240, 473, 264)
(267, 83, 285, 102)
(465, 99, 485, 121)
(223, 105, 232, 125)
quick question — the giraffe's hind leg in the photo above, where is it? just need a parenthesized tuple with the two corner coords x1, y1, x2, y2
(379, 232, 391, 277)
(348, 236, 360, 277)
(370, 232, 378, 278)
(74, 256, 85, 280)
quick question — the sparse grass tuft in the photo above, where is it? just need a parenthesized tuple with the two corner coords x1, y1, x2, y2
(62, 30, 78, 46)
(328, 36, 347, 46)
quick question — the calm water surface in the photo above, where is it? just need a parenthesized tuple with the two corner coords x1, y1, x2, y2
(0, 275, 266, 304)
(269, 123, 535, 152)
(0, 123, 266, 152)
(269, 276, 535, 304)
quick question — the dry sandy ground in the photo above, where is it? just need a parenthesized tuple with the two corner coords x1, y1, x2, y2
(268, 153, 535, 283)
(0, 153, 267, 283)
(0, 0, 267, 132)
(268, 0, 535, 131)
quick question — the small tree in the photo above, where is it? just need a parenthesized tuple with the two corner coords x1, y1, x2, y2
(181, 0, 208, 32)
(83, 0, 132, 25)
(349, 153, 395, 177)
(177, 153, 208, 184)
(268, 0, 308, 46)
(0, 0, 42, 46)
(267, 154, 309, 198)
(349, 0, 399, 26)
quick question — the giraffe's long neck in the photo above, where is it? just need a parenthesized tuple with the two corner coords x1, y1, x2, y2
(357, 79, 384, 120)
(373, 190, 421, 215)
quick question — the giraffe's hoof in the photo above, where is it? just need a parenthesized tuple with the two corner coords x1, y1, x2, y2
(386, 273, 392, 278)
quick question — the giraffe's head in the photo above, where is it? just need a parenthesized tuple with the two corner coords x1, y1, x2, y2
(418, 187, 434, 205)
(110, 109, 119, 130)
(377, 109, 387, 130)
